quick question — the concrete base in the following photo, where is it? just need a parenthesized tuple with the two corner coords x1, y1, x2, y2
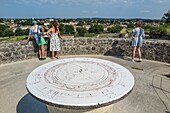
(47, 104, 113, 113)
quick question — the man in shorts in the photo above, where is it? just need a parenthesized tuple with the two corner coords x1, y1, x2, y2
(27, 20, 46, 60)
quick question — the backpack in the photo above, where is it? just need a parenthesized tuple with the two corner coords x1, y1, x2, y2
(32, 25, 41, 42)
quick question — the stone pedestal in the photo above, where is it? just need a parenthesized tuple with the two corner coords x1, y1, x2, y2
(47, 104, 113, 113)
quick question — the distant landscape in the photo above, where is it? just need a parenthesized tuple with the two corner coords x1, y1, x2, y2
(0, 10, 170, 42)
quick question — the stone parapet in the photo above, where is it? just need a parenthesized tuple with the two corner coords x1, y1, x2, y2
(0, 37, 170, 64)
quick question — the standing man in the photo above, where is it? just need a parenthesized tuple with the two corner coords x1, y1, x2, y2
(27, 20, 46, 60)
(130, 22, 145, 62)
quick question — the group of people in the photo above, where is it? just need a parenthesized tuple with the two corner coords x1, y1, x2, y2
(26, 20, 62, 60)
(27, 20, 144, 62)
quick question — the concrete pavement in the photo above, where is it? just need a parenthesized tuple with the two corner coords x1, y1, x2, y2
(0, 55, 170, 113)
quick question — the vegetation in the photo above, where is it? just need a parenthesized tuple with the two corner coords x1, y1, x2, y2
(1, 10, 170, 41)
(88, 24, 104, 34)
(65, 25, 75, 35)
(162, 9, 170, 23)
(0, 36, 27, 42)
(108, 25, 122, 33)
(15, 28, 24, 36)
(76, 27, 88, 37)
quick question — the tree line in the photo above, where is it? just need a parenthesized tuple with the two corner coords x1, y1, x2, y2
(0, 9, 169, 39)
(0, 23, 123, 38)
(0, 24, 29, 38)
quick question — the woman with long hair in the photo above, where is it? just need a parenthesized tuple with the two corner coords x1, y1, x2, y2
(47, 22, 62, 59)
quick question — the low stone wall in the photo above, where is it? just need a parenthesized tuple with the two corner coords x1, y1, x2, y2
(0, 37, 170, 64)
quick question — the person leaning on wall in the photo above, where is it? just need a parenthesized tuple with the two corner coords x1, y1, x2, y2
(26, 20, 46, 60)
(130, 22, 145, 62)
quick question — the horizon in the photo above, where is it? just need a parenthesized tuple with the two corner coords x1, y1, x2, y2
(0, 17, 163, 20)
(0, 0, 170, 19)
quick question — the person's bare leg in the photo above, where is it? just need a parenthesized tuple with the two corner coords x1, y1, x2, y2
(132, 46, 136, 62)
(56, 51, 60, 59)
(51, 51, 54, 59)
(137, 47, 142, 61)
(41, 44, 45, 58)
(39, 46, 42, 59)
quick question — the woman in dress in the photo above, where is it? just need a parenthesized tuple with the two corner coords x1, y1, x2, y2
(130, 22, 145, 62)
(47, 22, 62, 59)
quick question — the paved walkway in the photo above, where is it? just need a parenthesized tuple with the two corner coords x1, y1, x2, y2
(0, 55, 170, 113)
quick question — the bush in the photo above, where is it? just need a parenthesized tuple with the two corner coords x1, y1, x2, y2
(108, 25, 122, 33)
(88, 24, 104, 34)
(15, 28, 24, 36)
(76, 27, 87, 37)
(149, 27, 167, 39)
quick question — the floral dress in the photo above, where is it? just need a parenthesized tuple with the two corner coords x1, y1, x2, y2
(50, 33, 61, 51)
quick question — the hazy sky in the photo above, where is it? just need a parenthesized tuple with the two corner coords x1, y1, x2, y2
(0, 0, 170, 19)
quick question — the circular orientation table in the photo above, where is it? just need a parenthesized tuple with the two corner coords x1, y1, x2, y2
(26, 58, 135, 113)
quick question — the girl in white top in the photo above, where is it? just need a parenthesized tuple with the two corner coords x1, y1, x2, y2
(47, 22, 62, 59)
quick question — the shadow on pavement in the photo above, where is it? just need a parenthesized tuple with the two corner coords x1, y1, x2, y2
(16, 93, 49, 113)
(164, 74, 170, 78)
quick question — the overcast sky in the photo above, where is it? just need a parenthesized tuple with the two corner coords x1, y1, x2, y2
(0, 0, 170, 19)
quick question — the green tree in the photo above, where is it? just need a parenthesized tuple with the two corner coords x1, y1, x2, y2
(58, 24, 65, 34)
(162, 9, 170, 23)
(108, 25, 122, 33)
(88, 24, 104, 34)
(149, 27, 167, 39)
(77, 21, 85, 26)
(65, 25, 75, 34)
(0, 24, 8, 37)
(15, 28, 24, 36)
(127, 23, 135, 28)
(23, 28, 29, 35)
(76, 27, 87, 37)
(3, 29, 14, 38)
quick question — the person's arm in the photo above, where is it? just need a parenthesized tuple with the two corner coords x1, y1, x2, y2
(26, 28, 32, 44)
(26, 34, 31, 44)
(40, 27, 44, 37)
(47, 28, 52, 38)
(131, 29, 136, 38)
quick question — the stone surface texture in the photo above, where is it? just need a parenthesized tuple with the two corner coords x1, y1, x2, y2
(0, 38, 170, 64)
(0, 55, 170, 113)
(26, 58, 134, 108)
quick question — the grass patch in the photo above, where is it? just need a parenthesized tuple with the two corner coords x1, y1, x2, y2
(166, 29, 170, 35)
(0, 36, 28, 42)
(84, 33, 97, 37)
(98, 33, 112, 37)
(120, 28, 127, 34)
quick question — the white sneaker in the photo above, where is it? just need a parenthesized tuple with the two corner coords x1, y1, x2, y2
(132, 59, 134, 62)
(139, 59, 142, 62)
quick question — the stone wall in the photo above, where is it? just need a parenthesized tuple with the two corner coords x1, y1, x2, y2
(0, 37, 170, 64)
